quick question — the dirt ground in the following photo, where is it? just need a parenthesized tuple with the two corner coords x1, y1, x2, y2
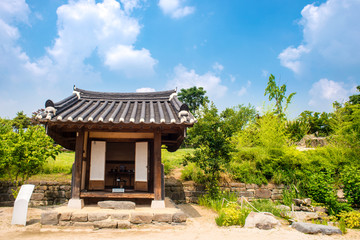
(1, 204, 360, 240)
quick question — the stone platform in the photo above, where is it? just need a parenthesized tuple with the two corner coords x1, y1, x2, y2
(40, 198, 187, 229)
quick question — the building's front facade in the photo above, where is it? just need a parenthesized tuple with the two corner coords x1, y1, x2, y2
(37, 87, 195, 208)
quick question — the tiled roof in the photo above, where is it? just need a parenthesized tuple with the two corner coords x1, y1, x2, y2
(37, 87, 195, 125)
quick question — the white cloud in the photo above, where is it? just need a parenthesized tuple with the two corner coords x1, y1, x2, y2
(237, 80, 251, 96)
(158, 0, 195, 19)
(104, 45, 157, 77)
(309, 78, 351, 107)
(212, 62, 224, 71)
(0, 0, 157, 117)
(279, 0, 360, 74)
(136, 87, 156, 92)
(229, 74, 236, 83)
(167, 64, 227, 98)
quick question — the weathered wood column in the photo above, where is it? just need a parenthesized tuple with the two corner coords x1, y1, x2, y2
(154, 128, 162, 200)
(72, 129, 84, 199)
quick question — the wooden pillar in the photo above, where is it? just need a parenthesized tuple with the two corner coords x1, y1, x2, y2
(154, 128, 162, 200)
(72, 129, 84, 199)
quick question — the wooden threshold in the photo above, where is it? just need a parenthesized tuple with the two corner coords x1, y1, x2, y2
(80, 191, 154, 199)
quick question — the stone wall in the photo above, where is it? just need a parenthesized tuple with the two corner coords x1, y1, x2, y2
(165, 178, 285, 203)
(0, 179, 344, 206)
(0, 181, 71, 207)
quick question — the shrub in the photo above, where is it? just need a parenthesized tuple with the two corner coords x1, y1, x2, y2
(341, 166, 360, 206)
(181, 162, 206, 184)
(215, 203, 252, 226)
(338, 211, 360, 229)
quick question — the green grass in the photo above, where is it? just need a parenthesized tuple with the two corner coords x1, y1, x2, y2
(162, 148, 194, 175)
(42, 151, 75, 174)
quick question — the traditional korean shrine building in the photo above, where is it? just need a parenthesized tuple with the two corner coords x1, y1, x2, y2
(36, 87, 195, 208)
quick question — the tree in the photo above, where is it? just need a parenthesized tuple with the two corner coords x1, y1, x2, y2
(184, 103, 232, 198)
(264, 74, 296, 118)
(349, 86, 360, 105)
(220, 104, 257, 138)
(0, 125, 61, 196)
(178, 87, 209, 116)
(12, 111, 31, 131)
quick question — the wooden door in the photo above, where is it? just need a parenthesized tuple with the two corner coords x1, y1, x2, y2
(89, 141, 106, 190)
(134, 142, 148, 191)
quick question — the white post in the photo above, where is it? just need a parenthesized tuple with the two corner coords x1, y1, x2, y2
(11, 184, 35, 226)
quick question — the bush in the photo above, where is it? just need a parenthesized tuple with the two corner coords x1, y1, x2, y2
(215, 203, 252, 226)
(181, 162, 206, 184)
(341, 166, 360, 206)
(338, 211, 360, 229)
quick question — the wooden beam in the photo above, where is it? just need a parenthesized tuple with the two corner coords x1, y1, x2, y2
(153, 128, 162, 200)
(80, 191, 154, 199)
(72, 129, 84, 199)
(89, 131, 154, 139)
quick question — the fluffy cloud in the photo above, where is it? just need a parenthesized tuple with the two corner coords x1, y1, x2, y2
(158, 0, 195, 19)
(212, 62, 224, 71)
(136, 87, 156, 92)
(309, 78, 353, 107)
(0, 0, 157, 117)
(237, 81, 251, 96)
(279, 0, 360, 74)
(167, 64, 227, 98)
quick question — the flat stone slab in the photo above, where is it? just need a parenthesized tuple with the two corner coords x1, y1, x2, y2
(94, 220, 117, 229)
(130, 212, 153, 224)
(292, 222, 342, 235)
(41, 211, 60, 225)
(71, 212, 88, 222)
(153, 213, 172, 223)
(172, 212, 187, 223)
(98, 200, 135, 210)
(111, 213, 129, 220)
(88, 212, 109, 222)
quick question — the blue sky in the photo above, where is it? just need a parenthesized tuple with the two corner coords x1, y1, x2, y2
(0, 0, 359, 119)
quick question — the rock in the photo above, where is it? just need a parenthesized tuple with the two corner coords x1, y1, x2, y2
(293, 198, 312, 206)
(98, 200, 135, 210)
(41, 211, 60, 225)
(94, 220, 117, 229)
(304, 198, 312, 206)
(153, 213, 172, 223)
(275, 205, 290, 217)
(172, 212, 187, 223)
(288, 211, 319, 222)
(71, 212, 88, 222)
(292, 222, 342, 235)
(72, 222, 94, 227)
(111, 213, 129, 220)
(314, 206, 327, 214)
(337, 189, 345, 199)
(255, 189, 272, 199)
(244, 212, 280, 230)
(31, 193, 45, 201)
(117, 220, 131, 229)
(130, 213, 153, 224)
(88, 212, 109, 222)
(59, 211, 72, 221)
(59, 221, 72, 226)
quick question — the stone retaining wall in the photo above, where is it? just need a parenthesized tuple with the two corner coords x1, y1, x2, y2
(0, 181, 71, 207)
(165, 178, 285, 203)
(0, 180, 346, 206)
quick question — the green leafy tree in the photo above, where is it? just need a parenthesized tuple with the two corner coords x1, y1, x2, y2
(349, 86, 360, 105)
(297, 110, 333, 136)
(0, 125, 61, 196)
(264, 74, 296, 118)
(185, 103, 232, 198)
(12, 111, 31, 131)
(178, 87, 209, 116)
(220, 104, 257, 138)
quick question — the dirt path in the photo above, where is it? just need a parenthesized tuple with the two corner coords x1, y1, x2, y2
(1, 204, 360, 240)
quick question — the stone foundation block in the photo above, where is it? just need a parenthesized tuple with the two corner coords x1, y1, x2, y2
(94, 220, 117, 229)
(172, 212, 187, 223)
(255, 189, 272, 199)
(98, 200, 135, 210)
(73, 222, 94, 227)
(111, 213, 129, 220)
(41, 211, 60, 225)
(153, 213, 172, 223)
(59, 221, 72, 226)
(60, 211, 72, 221)
(88, 212, 109, 222)
(71, 212, 88, 222)
(117, 220, 131, 229)
(130, 212, 153, 224)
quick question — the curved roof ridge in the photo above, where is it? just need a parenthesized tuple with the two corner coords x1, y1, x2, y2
(74, 87, 176, 100)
